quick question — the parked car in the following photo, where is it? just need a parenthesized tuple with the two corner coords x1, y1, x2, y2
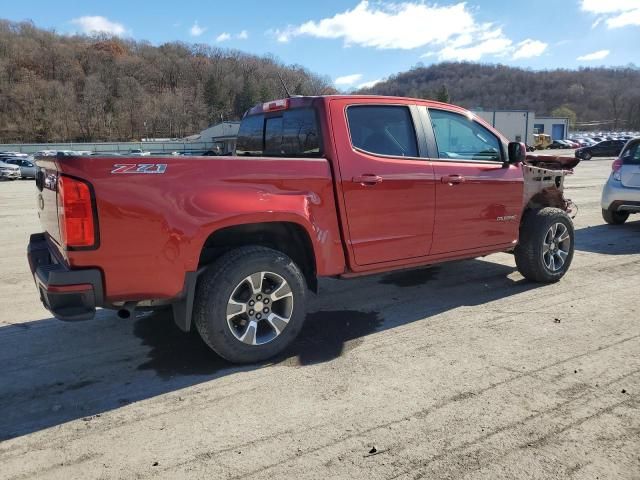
(601, 137, 640, 224)
(0, 151, 28, 156)
(2, 157, 36, 178)
(129, 149, 150, 156)
(0, 160, 21, 180)
(576, 140, 627, 160)
(28, 95, 577, 364)
(547, 140, 572, 149)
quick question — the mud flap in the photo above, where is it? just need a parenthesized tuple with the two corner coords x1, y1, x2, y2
(172, 270, 203, 332)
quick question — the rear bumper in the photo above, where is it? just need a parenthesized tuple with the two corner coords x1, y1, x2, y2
(27, 233, 104, 321)
(601, 177, 640, 212)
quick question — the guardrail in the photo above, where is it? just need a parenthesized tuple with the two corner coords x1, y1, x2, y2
(0, 141, 215, 155)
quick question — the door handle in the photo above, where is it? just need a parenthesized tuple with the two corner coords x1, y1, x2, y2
(352, 174, 383, 185)
(441, 174, 466, 185)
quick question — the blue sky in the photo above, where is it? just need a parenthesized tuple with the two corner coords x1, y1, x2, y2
(3, 0, 640, 90)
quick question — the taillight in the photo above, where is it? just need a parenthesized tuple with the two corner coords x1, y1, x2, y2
(612, 158, 623, 181)
(263, 98, 288, 112)
(58, 176, 96, 249)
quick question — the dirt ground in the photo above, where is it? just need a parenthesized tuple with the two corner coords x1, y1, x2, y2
(0, 155, 638, 479)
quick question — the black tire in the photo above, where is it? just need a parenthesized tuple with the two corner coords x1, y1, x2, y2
(583, 152, 592, 160)
(514, 208, 575, 283)
(193, 246, 307, 363)
(602, 208, 629, 225)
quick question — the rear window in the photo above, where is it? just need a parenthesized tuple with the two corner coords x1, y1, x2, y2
(236, 108, 321, 157)
(621, 141, 640, 165)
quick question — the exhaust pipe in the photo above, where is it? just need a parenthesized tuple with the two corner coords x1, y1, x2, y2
(117, 301, 137, 319)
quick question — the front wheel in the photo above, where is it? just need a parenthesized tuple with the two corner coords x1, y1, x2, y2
(515, 208, 575, 283)
(193, 246, 307, 363)
(582, 152, 592, 160)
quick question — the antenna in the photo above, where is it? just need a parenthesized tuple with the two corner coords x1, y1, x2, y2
(277, 72, 292, 98)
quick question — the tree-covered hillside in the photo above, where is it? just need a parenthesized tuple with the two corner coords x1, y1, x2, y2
(0, 20, 334, 142)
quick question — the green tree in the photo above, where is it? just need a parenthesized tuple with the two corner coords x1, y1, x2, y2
(435, 84, 450, 103)
(551, 105, 577, 129)
(234, 77, 259, 115)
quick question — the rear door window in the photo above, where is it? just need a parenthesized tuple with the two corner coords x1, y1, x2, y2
(346, 105, 418, 157)
(236, 108, 321, 157)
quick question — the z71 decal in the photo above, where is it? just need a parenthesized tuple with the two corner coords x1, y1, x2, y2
(111, 164, 167, 174)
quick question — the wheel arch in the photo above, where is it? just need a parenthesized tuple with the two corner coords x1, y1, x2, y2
(173, 221, 318, 333)
(197, 221, 318, 293)
(521, 187, 568, 226)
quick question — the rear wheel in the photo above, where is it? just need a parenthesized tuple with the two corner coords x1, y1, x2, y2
(193, 246, 307, 363)
(602, 208, 629, 225)
(515, 208, 575, 283)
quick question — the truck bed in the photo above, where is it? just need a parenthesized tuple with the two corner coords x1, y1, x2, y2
(35, 154, 345, 302)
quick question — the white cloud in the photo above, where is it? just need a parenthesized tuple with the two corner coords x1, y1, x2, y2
(214, 31, 247, 42)
(581, 0, 640, 28)
(275, 1, 475, 49)
(358, 79, 383, 89)
(335, 73, 363, 86)
(269, 28, 291, 43)
(580, 0, 639, 14)
(216, 32, 231, 42)
(272, 1, 547, 63)
(606, 8, 640, 27)
(70, 16, 126, 36)
(577, 49, 610, 61)
(512, 39, 548, 60)
(439, 34, 512, 61)
(190, 22, 206, 37)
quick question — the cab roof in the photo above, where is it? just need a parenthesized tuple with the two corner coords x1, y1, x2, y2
(245, 95, 463, 117)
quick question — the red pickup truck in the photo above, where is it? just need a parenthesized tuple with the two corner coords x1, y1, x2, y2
(28, 95, 576, 363)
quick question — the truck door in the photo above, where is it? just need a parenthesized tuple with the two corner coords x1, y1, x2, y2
(424, 108, 523, 255)
(330, 100, 436, 267)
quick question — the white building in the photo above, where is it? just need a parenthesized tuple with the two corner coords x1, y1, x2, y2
(532, 117, 570, 140)
(197, 121, 241, 153)
(473, 110, 569, 145)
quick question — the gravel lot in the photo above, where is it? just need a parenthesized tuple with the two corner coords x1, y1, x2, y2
(1, 154, 638, 479)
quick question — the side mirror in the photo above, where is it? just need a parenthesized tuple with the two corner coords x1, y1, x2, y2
(507, 141, 526, 165)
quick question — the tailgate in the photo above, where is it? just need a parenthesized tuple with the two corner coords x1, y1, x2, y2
(620, 164, 640, 188)
(620, 140, 640, 187)
(34, 157, 62, 246)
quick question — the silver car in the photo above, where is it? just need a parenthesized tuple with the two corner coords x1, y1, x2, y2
(1, 157, 36, 178)
(0, 160, 21, 180)
(601, 137, 640, 224)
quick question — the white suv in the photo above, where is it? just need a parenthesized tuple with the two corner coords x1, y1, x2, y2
(601, 138, 640, 224)
(0, 160, 21, 180)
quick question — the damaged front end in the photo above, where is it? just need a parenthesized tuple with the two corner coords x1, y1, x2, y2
(522, 153, 579, 218)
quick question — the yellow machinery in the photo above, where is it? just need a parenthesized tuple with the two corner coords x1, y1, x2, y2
(533, 133, 552, 150)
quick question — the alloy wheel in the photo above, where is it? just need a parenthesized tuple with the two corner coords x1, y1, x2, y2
(226, 271, 294, 346)
(542, 223, 571, 272)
